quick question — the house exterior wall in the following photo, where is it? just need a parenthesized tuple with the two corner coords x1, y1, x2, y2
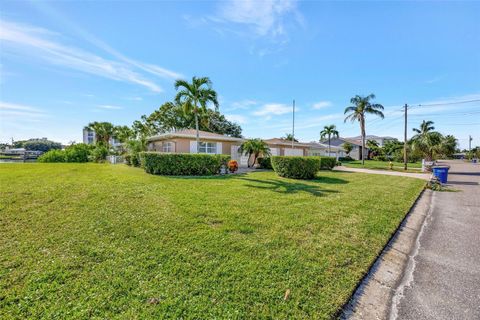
(148, 137, 234, 156)
(266, 144, 308, 157)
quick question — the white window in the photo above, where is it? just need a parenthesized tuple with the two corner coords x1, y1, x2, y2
(162, 142, 173, 152)
(198, 142, 217, 154)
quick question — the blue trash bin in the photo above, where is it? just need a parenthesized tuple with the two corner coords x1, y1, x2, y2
(432, 166, 449, 184)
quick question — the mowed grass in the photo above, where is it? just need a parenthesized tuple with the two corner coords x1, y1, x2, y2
(0, 164, 424, 319)
(342, 160, 423, 172)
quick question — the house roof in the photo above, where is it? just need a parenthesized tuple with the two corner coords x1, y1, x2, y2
(307, 142, 344, 150)
(348, 135, 396, 140)
(264, 138, 312, 148)
(327, 137, 364, 147)
(147, 129, 244, 142)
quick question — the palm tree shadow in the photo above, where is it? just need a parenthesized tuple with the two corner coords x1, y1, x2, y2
(239, 177, 347, 197)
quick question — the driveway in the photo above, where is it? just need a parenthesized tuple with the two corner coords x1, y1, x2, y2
(391, 160, 480, 319)
(334, 166, 430, 180)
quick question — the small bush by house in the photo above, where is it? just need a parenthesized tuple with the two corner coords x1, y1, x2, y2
(271, 156, 320, 179)
(319, 156, 336, 170)
(38, 149, 66, 163)
(338, 156, 354, 162)
(257, 157, 272, 169)
(142, 152, 230, 176)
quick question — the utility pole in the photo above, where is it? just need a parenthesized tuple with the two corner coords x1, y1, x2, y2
(404, 104, 408, 171)
(292, 99, 295, 149)
(469, 135, 473, 151)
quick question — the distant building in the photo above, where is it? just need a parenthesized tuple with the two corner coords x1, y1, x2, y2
(346, 135, 396, 147)
(82, 128, 121, 147)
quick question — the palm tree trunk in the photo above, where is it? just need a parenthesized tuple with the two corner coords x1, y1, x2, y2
(328, 134, 331, 155)
(194, 109, 199, 154)
(361, 118, 366, 165)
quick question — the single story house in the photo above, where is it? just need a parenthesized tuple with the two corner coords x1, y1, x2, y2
(307, 142, 346, 158)
(263, 138, 312, 157)
(147, 129, 249, 165)
(327, 137, 366, 160)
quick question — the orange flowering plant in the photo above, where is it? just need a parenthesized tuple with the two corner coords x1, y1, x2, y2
(227, 159, 238, 173)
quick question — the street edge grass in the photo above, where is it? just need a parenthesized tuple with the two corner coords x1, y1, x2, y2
(335, 182, 428, 317)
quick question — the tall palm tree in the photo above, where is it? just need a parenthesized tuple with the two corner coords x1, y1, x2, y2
(412, 120, 435, 139)
(84, 122, 115, 147)
(320, 125, 339, 155)
(238, 139, 271, 168)
(174, 77, 219, 153)
(410, 120, 441, 161)
(344, 94, 384, 164)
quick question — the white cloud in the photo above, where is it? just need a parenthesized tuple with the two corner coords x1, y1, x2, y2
(225, 114, 247, 124)
(97, 105, 123, 110)
(312, 101, 333, 110)
(229, 99, 258, 110)
(0, 101, 47, 121)
(0, 20, 182, 93)
(218, 0, 300, 37)
(253, 103, 292, 116)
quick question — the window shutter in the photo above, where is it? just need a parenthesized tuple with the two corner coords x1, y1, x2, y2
(190, 141, 197, 153)
(216, 142, 222, 154)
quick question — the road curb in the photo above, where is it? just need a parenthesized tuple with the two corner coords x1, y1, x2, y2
(340, 188, 433, 320)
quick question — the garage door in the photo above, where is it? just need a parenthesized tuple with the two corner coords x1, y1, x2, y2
(284, 148, 303, 156)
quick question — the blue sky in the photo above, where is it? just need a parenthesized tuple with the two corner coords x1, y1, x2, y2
(1, 0, 479, 149)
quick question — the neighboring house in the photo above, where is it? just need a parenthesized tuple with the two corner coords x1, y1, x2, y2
(328, 137, 367, 160)
(263, 138, 312, 157)
(307, 142, 346, 158)
(82, 128, 122, 147)
(147, 129, 249, 165)
(347, 135, 396, 147)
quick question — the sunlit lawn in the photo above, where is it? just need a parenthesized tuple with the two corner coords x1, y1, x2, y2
(342, 160, 423, 173)
(0, 163, 424, 319)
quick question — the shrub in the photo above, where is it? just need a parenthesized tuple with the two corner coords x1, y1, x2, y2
(125, 154, 132, 166)
(142, 153, 230, 176)
(338, 156, 354, 162)
(373, 155, 387, 161)
(38, 150, 66, 163)
(319, 156, 336, 170)
(65, 143, 92, 162)
(91, 146, 109, 163)
(227, 160, 238, 173)
(257, 157, 272, 169)
(271, 156, 320, 179)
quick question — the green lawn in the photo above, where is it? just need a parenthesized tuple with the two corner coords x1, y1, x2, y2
(0, 164, 424, 319)
(342, 160, 423, 172)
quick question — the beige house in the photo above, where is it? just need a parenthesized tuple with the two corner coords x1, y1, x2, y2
(147, 129, 249, 165)
(263, 138, 312, 157)
(147, 130, 346, 167)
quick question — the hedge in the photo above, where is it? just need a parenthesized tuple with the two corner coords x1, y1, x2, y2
(38, 150, 66, 163)
(142, 152, 230, 176)
(319, 156, 336, 170)
(271, 156, 320, 179)
(257, 157, 272, 169)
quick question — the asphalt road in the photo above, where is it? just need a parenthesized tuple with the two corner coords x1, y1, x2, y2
(392, 160, 480, 319)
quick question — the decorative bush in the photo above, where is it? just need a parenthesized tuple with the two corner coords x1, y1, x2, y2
(38, 150, 66, 163)
(338, 156, 354, 162)
(257, 157, 272, 169)
(142, 152, 230, 176)
(65, 143, 92, 163)
(271, 156, 320, 179)
(227, 160, 238, 173)
(90, 146, 109, 163)
(319, 156, 336, 170)
(125, 154, 132, 166)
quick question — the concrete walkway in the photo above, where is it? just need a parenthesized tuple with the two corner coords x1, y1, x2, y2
(334, 166, 431, 180)
(391, 160, 480, 319)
